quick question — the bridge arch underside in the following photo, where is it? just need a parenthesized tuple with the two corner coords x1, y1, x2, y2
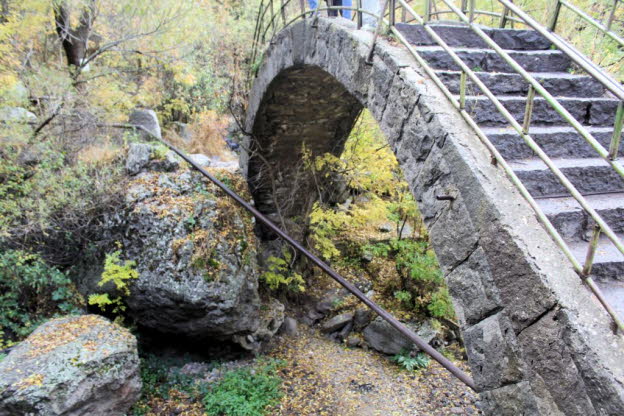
(244, 18, 624, 415)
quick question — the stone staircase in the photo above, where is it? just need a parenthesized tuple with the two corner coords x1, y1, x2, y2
(397, 23, 624, 318)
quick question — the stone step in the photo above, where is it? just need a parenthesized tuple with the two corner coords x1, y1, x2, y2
(482, 126, 623, 160)
(464, 96, 619, 127)
(509, 157, 624, 197)
(570, 235, 624, 282)
(416, 46, 571, 73)
(437, 70, 606, 98)
(596, 280, 624, 321)
(537, 193, 624, 242)
(396, 23, 553, 50)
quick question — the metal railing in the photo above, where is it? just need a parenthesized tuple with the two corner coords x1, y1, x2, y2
(249, 0, 624, 350)
(550, 0, 624, 47)
(125, 124, 477, 390)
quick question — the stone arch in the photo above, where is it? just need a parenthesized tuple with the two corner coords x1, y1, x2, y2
(243, 18, 624, 414)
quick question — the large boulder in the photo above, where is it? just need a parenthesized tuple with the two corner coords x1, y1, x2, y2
(128, 108, 161, 140)
(125, 143, 180, 175)
(82, 147, 263, 348)
(0, 315, 141, 416)
(363, 317, 441, 355)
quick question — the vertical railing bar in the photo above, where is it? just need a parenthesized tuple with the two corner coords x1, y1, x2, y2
(269, 0, 277, 39)
(402, 0, 406, 22)
(459, 70, 467, 110)
(548, 0, 562, 31)
(424, 0, 431, 23)
(299, 0, 305, 17)
(280, 0, 287, 26)
(366, 0, 390, 63)
(390, 0, 396, 26)
(606, 0, 619, 31)
(582, 225, 602, 277)
(469, 0, 475, 23)
(499, 5, 509, 28)
(609, 101, 624, 160)
(461, 0, 468, 14)
(311, 0, 321, 27)
(356, 0, 363, 28)
(522, 85, 535, 134)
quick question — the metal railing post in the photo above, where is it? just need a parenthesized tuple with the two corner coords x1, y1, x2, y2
(609, 101, 624, 160)
(280, 0, 287, 26)
(459, 70, 467, 110)
(269, 0, 277, 38)
(300, 0, 306, 17)
(548, 0, 562, 31)
(390, 0, 396, 26)
(424, 0, 431, 23)
(469, 0, 475, 23)
(499, 4, 510, 28)
(356, 0, 363, 29)
(582, 225, 602, 278)
(522, 85, 535, 134)
(366, 0, 390, 63)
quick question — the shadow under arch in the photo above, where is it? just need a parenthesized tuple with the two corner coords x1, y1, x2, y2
(242, 17, 624, 415)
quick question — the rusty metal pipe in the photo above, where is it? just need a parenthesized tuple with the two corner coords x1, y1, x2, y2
(144, 131, 478, 391)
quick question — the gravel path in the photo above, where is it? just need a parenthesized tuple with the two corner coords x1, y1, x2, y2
(269, 326, 480, 416)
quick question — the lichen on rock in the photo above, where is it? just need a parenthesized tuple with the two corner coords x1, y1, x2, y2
(0, 315, 141, 416)
(81, 144, 267, 349)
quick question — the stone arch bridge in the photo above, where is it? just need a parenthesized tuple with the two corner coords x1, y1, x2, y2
(242, 18, 624, 414)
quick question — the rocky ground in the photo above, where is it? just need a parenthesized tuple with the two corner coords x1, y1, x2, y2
(269, 326, 480, 416)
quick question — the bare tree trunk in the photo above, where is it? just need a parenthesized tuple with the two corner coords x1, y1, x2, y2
(53, 0, 96, 76)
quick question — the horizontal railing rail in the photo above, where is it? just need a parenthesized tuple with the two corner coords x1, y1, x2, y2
(550, 0, 624, 47)
(394, 0, 624, 331)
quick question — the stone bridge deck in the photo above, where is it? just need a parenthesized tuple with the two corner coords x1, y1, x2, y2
(243, 17, 624, 415)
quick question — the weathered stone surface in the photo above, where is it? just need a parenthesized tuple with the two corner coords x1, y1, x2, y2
(363, 317, 439, 355)
(126, 143, 151, 175)
(463, 313, 526, 391)
(129, 108, 161, 140)
(446, 247, 501, 326)
(321, 312, 354, 333)
(126, 143, 179, 175)
(85, 148, 264, 349)
(233, 298, 284, 351)
(0, 106, 36, 122)
(190, 153, 212, 167)
(244, 17, 624, 413)
(279, 317, 298, 336)
(122, 169, 261, 345)
(0, 315, 141, 416)
(353, 307, 374, 331)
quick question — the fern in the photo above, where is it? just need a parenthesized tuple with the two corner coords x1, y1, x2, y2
(392, 350, 431, 371)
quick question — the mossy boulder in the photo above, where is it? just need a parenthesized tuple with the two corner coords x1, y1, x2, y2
(0, 315, 141, 416)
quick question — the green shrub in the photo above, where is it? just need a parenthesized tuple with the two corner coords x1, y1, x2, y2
(260, 250, 305, 293)
(0, 250, 82, 344)
(203, 361, 284, 416)
(428, 287, 455, 320)
(88, 250, 138, 319)
(394, 290, 412, 305)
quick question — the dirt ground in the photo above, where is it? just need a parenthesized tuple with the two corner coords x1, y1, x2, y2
(269, 326, 480, 416)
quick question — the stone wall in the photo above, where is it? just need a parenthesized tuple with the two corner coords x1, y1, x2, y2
(243, 18, 624, 415)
